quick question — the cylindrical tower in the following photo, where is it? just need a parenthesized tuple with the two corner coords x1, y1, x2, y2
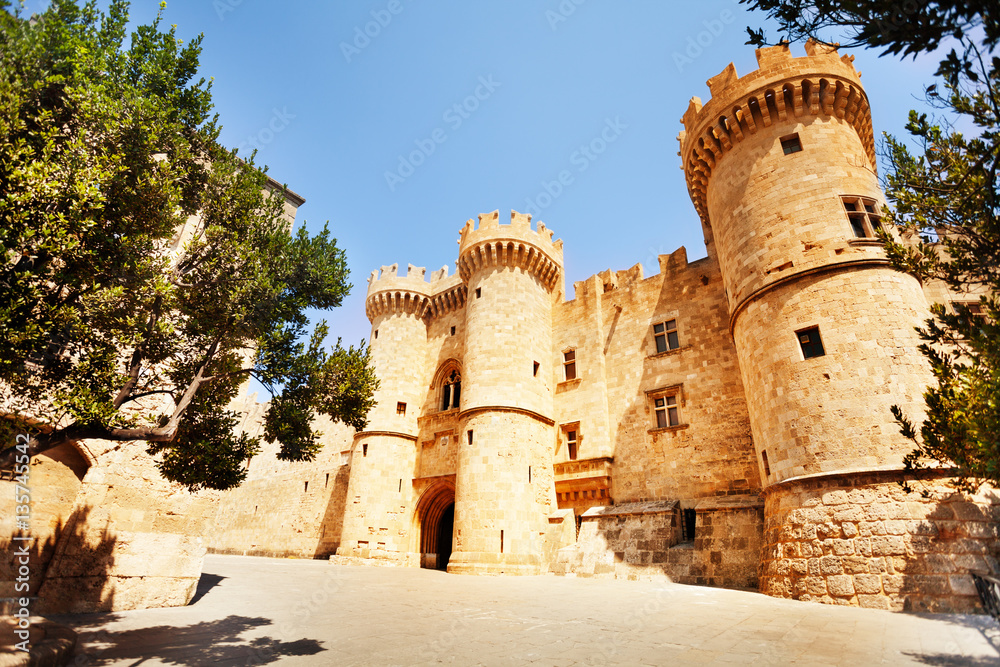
(680, 42, 942, 608)
(448, 210, 562, 575)
(337, 263, 430, 562)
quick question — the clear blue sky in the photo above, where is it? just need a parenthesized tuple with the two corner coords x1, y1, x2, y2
(26, 1, 946, 358)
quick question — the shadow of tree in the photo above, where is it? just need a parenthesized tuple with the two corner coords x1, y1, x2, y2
(67, 615, 325, 666)
(1, 504, 118, 614)
(902, 653, 1000, 666)
(34, 504, 118, 613)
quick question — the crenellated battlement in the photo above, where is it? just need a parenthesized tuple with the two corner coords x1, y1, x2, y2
(365, 263, 432, 322)
(457, 210, 564, 291)
(678, 39, 873, 229)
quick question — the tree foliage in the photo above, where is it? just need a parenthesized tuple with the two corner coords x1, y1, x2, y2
(0, 0, 377, 490)
(741, 1, 999, 491)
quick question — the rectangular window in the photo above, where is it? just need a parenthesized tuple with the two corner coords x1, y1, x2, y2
(467, 430, 473, 445)
(841, 195, 883, 239)
(450, 326, 456, 336)
(780, 133, 802, 155)
(563, 350, 577, 381)
(475, 287, 482, 298)
(952, 301, 986, 318)
(567, 430, 578, 460)
(654, 395, 680, 428)
(797, 326, 825, 359)
(653, 319, 679, 354)
(396, 402, 406, 416)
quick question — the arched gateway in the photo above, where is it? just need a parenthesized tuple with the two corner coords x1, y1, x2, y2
(414, 481, 455, 570)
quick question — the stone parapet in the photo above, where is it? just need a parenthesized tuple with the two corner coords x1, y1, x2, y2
(679, 39, 873, 231)
(457, 210, 563, 291)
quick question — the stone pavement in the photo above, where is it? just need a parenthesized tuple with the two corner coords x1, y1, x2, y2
(50, 554, 1000, 666)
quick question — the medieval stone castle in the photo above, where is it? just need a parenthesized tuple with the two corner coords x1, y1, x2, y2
(4, 41, 998, 615)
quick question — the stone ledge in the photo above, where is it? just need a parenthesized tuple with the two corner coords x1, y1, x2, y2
(581, 500, 678, 519)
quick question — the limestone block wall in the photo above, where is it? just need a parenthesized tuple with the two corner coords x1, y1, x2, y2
(337, 433, 418, 560)
(206, 410, 355, 559)
(556, 499, 762, 590)
(761, 473, 1000, 612)
(733, 268, 931, 483)
(415, 411, 460, 479)
(702, 110, 885, 308)
(562, 248, 757, 504)
(0, 442, 89, 601)
(692, 497, 764, 589)
(35, 438, 217, 613)
(451, 410, 556, 574)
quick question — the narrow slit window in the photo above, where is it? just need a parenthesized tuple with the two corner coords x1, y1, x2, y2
(304, 481, 309, 493)
(762, 450, 771, 477)
(780, 133, 802, 154)
(475, 287, 482, 298)
(362, 443, 368, 457)
(467, 430, 473, 445)
(563, 350, 577, 381)
(325, 473, 330, 488)
(450, 326, 456, 336)
(533, 361, 540, 376)
(797, 327, 825, 359)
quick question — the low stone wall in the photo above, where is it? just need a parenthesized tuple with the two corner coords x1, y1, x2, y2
(690, 497, 763, 589)
(35, 439, 215, 613)
(552, 497, 763, 589)
(760, 470, 1000, 613)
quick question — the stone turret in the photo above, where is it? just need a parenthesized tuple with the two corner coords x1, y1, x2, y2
(680, 41, 936, 604)
(448, 210, 563, 575)
(337, 263, 432, 562)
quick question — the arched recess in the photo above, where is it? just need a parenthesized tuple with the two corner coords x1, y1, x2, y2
(413, 479, 456, 570)
(430, 359, 463, 413)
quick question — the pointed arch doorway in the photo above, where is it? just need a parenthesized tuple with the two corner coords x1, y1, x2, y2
(415, 481, 455, 571)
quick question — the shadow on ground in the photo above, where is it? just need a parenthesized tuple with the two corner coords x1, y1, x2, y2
(188, 572, 226, 606)
(68, 615, 325, 665)
(903, 654, 1000, 666)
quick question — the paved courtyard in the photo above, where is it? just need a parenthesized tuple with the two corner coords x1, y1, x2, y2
(53, 554, 1000, 666)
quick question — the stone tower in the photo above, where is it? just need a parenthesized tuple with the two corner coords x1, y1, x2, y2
(448, 210, 563, 575)
(679, 41, 937, 606)
(337, 264, 430, 560)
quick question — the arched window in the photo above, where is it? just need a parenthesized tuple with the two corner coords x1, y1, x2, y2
(441, 369, 461, 411)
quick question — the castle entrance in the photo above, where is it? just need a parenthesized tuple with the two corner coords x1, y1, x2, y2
(415, 481, 455, 571)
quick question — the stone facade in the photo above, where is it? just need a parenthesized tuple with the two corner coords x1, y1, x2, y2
(7, 42, 998, 615)
(320, 39, 998, 612)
